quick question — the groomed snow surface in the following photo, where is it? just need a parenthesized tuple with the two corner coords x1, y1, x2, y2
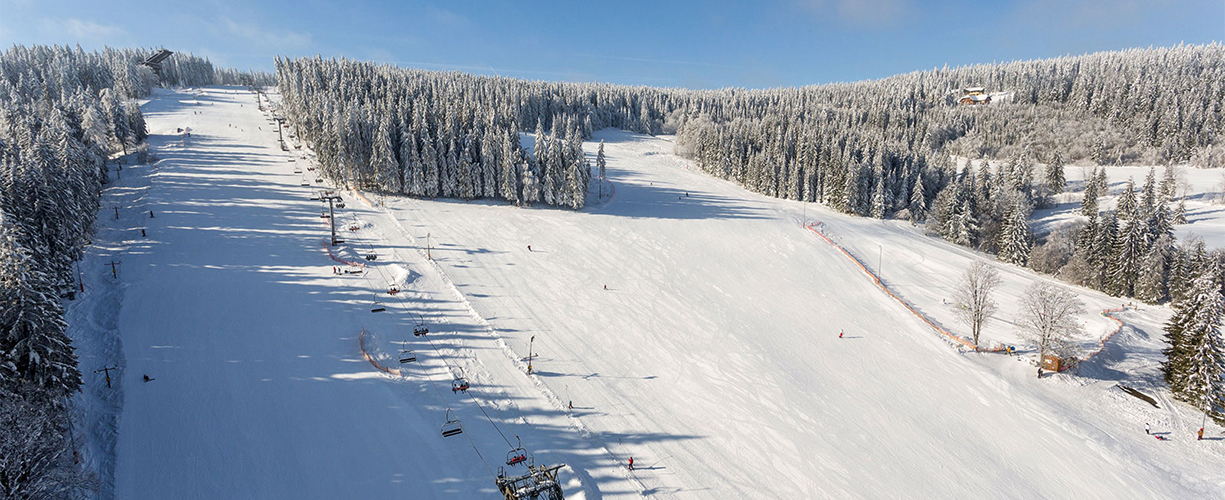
(67, 87, 1225, 499)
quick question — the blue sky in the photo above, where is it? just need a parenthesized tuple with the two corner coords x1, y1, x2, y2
(1, 0, 1221, 88)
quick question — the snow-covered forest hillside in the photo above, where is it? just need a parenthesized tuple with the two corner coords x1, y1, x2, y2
(58, 84, 1225, 499)
(4, 41, 1225, 499)
(0, 45, 274, 498)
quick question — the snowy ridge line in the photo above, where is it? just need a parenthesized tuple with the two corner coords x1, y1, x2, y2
(804, 222, 1002, 352)
(356, 188, 642, 497)
(358, 327, 402, 376)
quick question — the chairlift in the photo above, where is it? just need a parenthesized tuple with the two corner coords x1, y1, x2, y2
(506, 437, 528, 466)
(371, 295, 386, 313)
(300, 178, 310, 186)
(348, 223, 360, 231)
(412, 313, 429, 337)
(452, 377, 469, 393)
(388, 284, 400, 295)
(294, 167, 302, 174)
(287, 158, 295, 162)
(441, 409, 463, 438)
(365, 252, 377, 261)
(399, 349, 417, 363)
(344, 266, 365, 275)
(314, 177, 323, 184)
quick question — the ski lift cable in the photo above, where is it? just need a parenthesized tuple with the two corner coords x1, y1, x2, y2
(358, 244, 517, 450)
(344, 203, 519, 454)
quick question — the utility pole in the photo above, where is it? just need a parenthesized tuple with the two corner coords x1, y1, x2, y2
(527, 335, 535, 374)
(105, 260, 121, 279)
(94, 365, 118, 388)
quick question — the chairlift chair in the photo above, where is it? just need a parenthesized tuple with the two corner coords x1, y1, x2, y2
(371, 295, 386, 313)
(398, 349, 417, 363)
(506, 438, 528, 466)
(365, 252, 377, 261)
(441, 410, 463, 438)
(300, 178, 310, 186)
(388, 284, 400, 295)
(314, 177, 323, 184)
(452, 377, 470, 393)
(412, 313, 429, 337)
(294, 166, 302, 174)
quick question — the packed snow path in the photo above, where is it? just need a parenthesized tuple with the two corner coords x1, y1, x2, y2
(79, 87, 1225, 499)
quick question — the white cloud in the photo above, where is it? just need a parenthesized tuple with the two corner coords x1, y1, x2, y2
(38, 17, 128, 42)
(219, 17, 311, 50)
(795, 0, 911, 26)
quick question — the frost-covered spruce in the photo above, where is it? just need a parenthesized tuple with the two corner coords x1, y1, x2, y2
(1163, 272, 1225, 414)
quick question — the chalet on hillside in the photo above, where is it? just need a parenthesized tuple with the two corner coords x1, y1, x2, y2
(959, 87, 991, 105)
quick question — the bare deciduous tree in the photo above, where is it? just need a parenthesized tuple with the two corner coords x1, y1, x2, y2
(1018, 281, 1085, 373)
(954, 260, 1002, 348)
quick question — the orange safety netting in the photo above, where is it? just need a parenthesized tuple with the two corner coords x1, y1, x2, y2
(321, 238, 367, 267)
(1062, 307, 1126, 371)
(358, 327, 402, 376)
(804, 222, 998, 352)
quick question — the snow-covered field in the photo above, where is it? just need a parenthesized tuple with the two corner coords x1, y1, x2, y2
(69, 87, 1225, 499)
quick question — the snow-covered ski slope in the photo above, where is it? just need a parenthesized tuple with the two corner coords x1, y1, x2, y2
(90, 87, 1224, 499)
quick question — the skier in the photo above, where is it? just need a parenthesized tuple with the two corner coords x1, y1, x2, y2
(142, 374, 154, 382)
(1145, 422, 1150, 435)
(628, 457, 633, 470)
(1199, 427, 1204, 441)
(1037, 368, 1043, 378)
(839, 329, 843, 339)
(604, 284, 607, 291)
(528, 245, 532, 252)
(568, 400, 573, 410)
(141, 229, 146, 237)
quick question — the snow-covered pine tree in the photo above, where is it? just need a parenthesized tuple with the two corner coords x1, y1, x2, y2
(500, 130, 520, 203)
(1161, 164, 1178, 202)
(0, 229, 81, 397)
(1045, 152, 1066, 194)
(521, 161, 540, 206)
(421, 131, 440, 197)
(1163, 271, 1225, 416)
(1081, 168, 1100, 216)
(402, 131, 423, 196)
(597, 140, 607, 200)
(1174, 199, 1188, 224)
(997, 198, 1032, 266)
(369, 118, 397, 192)
(1141, 166, 1158, 215)
(1136, 235, 1172, 303)
(1117, 177, 1138, 220)
(1110, 218, 1148, 297)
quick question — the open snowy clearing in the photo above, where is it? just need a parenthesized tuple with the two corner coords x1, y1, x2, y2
(68, 87, 1225, 499)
